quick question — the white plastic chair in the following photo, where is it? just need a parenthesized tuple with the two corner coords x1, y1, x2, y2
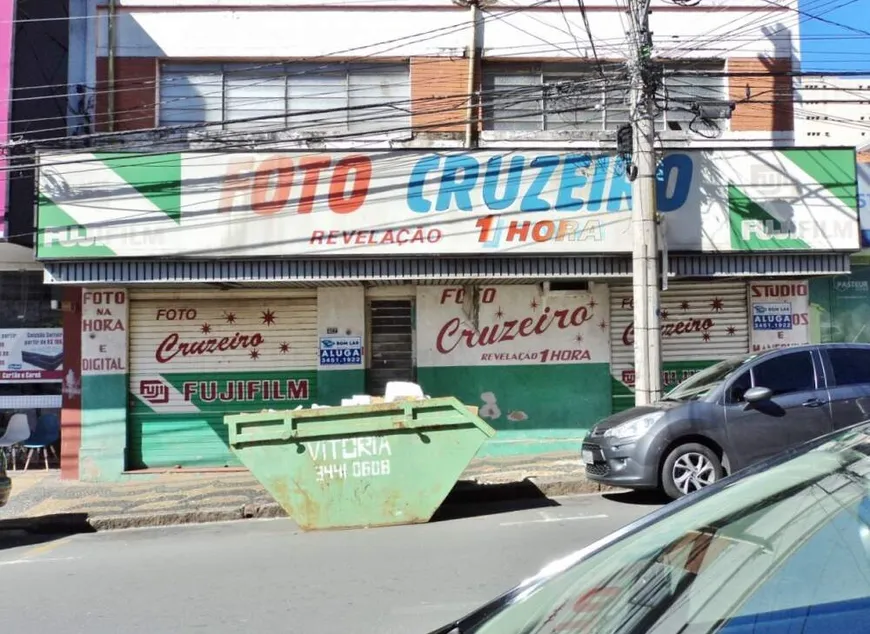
(0, 413, 32, 470)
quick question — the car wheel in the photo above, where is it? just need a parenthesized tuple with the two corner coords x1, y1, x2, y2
(661, 443, 722, 500)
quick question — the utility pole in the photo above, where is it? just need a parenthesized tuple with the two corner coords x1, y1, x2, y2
(627, 0, 662, 405)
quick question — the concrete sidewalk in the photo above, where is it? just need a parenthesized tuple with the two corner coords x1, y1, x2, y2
(0, 452, 616, 532)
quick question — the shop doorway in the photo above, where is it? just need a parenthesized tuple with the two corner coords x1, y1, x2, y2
(366, 299, 416, 396)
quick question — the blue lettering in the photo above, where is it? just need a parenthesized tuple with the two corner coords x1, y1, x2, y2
(521, 155, 560, 212)
(656, 153, 693, 212)
(586, 155, 610, 212)
(607, 158, 633, 211)
(407, 155, 441, 213)
(482, 155, 524, 210)
(435, 155, 479, 211)
(555, 154, 591, 211)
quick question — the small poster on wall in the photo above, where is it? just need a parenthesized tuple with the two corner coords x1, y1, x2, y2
(0, 328, 64, 382)
(749, 281, 810, 352)
(319, 336, 363, 366)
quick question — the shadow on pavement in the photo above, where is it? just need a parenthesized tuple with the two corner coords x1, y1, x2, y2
(0, 513, 96, 550)
(431, 479, 560, 522)
(602, 490, 669, 506)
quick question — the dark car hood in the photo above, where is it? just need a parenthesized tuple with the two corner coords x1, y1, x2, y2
(591, 401, 682, 432)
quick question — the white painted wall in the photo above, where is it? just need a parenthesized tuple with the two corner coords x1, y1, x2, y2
(317, 287, 366, 371)
(795, 76, 870, 149)
(95, 4, 799, 60)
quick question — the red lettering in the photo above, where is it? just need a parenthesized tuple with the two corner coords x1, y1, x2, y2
(506, 221, 530, 242)
(251, 156, 293, 215)
(155, 332, 264, 364)
(297, 157, 330, 214)
(310, 230, 325, 244)
(436, 318, 462, 354)
(328, 155, 371, 214)
(532, 220, 555, 242)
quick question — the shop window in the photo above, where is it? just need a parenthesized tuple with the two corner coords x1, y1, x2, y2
(0, 272, 60, 328)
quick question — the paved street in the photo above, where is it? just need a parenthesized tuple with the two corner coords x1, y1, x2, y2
(0, 492, 663, 634)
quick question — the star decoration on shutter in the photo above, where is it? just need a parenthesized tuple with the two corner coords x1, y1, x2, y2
(224, 312, 237, 324)
(261, 309, 277, 326)
(200, 323, 212, 334)
(599, 320, 608, 330)
(494, 307, 505, 320)
(250, 349, 260, 360)
(279, 342, 290, 354)
(530, 299, 539, 311)
(588, 298, 597, 309)
(660, 309, 670, 320)
(702, 332, 712, 342)
(726, 326, 737, 336)
(575, 334, 584, 344)
(710, 298, 725, 312)
(680, 301, 690, 311)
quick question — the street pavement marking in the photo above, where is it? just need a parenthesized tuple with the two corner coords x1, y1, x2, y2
(499, 514, 608, 527)
(0, 556, 80, 567)
(23, 535, 75, 560)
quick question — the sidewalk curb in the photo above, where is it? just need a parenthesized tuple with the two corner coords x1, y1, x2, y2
(2, 477, 625, 534)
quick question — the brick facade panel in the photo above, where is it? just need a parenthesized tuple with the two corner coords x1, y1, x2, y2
(95, 57, 157, 132)
(728, 57, 793, 132)
(411, 57, 472, 133)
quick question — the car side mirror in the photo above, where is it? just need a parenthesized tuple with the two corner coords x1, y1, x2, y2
(744, 386, 772, 403)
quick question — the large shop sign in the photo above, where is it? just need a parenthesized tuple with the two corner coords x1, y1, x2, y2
(0, 328, 63, 382)
(36, 148, 858, 258)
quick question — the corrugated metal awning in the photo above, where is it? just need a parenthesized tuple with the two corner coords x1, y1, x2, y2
(44, 257, 634, 285)
(42, 253, 852, 285)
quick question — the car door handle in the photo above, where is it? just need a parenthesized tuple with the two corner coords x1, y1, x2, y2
(803, 398, 827, 408)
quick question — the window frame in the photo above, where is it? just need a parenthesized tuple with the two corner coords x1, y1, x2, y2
(749, 350, 820, 398)
(824, 347, 870, 388)
(157, 61, 411, 135)
(481, 59, 728, 135)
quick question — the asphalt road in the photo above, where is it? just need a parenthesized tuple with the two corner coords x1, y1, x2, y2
(0, 492, 663, 634)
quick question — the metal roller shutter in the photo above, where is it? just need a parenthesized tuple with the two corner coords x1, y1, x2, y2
(128, 293, 317, 468)
(610, 282, 749, 412)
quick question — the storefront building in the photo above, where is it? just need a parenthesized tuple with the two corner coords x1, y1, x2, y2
(36, 147, 859, 480)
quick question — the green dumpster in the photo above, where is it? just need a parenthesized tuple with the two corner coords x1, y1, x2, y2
(224, 397, 496, 530)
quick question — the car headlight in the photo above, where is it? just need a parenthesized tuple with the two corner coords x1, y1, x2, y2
(604, 411, 666, 441)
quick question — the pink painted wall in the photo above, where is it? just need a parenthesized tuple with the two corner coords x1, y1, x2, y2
(0, 0, 15, 238)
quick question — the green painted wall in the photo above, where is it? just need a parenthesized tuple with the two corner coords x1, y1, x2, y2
(418, 363, 612, 456)
(79, 373, 128, 481)
(129, 370, 316, 469)
(318, 370, 365, 406)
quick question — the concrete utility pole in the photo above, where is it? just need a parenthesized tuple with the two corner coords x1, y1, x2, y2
(627, 0, 662, 405)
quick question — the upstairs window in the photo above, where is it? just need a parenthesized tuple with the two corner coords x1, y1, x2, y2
(482, 61, 726, 133)
(158, 62, 411, 134)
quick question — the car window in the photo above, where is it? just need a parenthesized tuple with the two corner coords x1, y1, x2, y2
(828, 348, 870, 387)
(726, 371, 752, 403)
(751, 351, 816, 397)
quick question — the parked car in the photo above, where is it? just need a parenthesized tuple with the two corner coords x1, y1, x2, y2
(431, 420, 870, 633)
(0, 451, 10, 508)
(582, 342, 870, 499)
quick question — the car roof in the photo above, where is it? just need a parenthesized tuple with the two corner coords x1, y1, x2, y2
(751, 342, 870, 360)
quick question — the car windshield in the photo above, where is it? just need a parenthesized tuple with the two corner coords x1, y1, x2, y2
(662, 354, 754, 402)
(462, 424, 870, 634)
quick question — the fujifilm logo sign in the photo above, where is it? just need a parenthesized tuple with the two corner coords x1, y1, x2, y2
(42, 225, 161, 248)
(741, 219, 856, 242)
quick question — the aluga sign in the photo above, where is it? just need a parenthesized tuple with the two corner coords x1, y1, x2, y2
(35, 148, 859, 258)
